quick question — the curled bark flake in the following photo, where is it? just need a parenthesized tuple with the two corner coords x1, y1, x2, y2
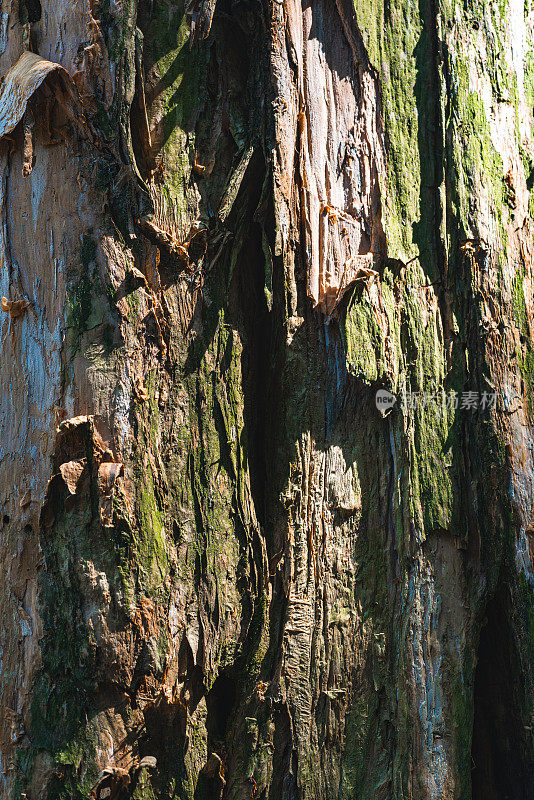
(0, 52, 80, 139)
(139, 219, 208, 292)
(1, 297, 30, 319)
(97, 462, 124, 496)
(59, 460, 86, 495)
(41, 450, 90, 530)
(91, 755, 157, 800)
(195, 752, 226, 800)
(127, 266, 149, 291)
(330, 253, 380, 312)
(138, 218, 189, 267)
(56, 414, 92, 435)
(19, 489, 32, 509)
(54, 415, 107, 472)
(91, 767, 130, 800)
(138, 756, 157, 770)
(193, 153, 215, 177)
(134, 379, 149, 402)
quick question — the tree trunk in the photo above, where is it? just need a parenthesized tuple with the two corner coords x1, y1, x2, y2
(1, 0, 534, 798)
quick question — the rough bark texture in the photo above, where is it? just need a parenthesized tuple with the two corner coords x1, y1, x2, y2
(1, 0, 534, 799)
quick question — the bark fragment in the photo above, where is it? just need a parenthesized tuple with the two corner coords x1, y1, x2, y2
(0, 51, 78, 138)
(1, 296, 29, 319)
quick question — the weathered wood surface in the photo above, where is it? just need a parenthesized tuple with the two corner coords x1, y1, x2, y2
(0, 1, 533, 799)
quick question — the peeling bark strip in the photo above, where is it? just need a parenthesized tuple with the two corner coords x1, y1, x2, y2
(1, 0, 534, 799)
(270, 0, 386, 313)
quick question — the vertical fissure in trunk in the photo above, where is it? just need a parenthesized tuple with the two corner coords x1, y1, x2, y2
(471, 581, 534, 800)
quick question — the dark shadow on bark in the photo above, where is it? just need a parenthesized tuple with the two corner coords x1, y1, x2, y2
(412, 0, 445, 286)
(226, 151, 271, 528)
(206, 669, 238, 747)
(471, 581, 534, 800)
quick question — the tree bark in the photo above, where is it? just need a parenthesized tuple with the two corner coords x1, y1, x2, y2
(0, 0, 534, 799)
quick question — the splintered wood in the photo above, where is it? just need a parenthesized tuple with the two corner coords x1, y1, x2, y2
(270, 0, 387, 314)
